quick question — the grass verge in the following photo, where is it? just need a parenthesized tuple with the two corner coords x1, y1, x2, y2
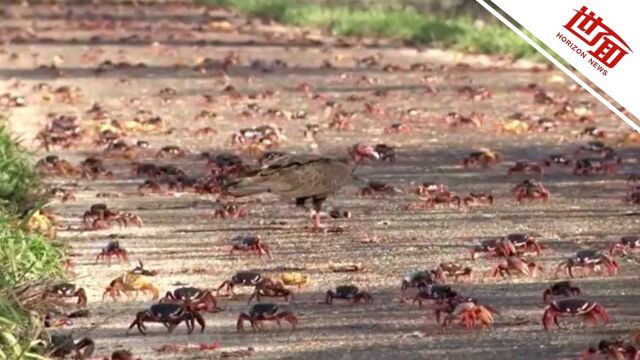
(196, 0, 538, 58)
(0, 125, 62, 359)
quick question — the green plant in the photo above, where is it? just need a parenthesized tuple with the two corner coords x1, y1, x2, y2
(195, 0, 539, 58)
(0, 126, 39, 212)
(0, 218, 64, 289)
(0, 296, 48, 360)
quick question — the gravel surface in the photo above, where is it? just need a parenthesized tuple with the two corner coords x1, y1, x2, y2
(1, 2, 639, 360)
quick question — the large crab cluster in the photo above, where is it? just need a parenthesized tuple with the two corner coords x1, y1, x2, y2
(23, 3, 640, 358)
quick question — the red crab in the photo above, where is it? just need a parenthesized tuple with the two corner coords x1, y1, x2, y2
(470, 237, 517, 260)
(513, 179, 550, 203)
(230, 235, 271, 258)
(580, 339, 639, 360)
(156, 145, 188, 159)
(542, 298, 609, 330)
(491, 256, 543, 278)
(463, 192, 494, 206)
(383, 123, 411, 134)
(610, 236, 640, 256)
(432, 297, 495, 329)
(96, 241, 128, 265)
(457, 85, 492, 101)
(445, 111, 484, 128)
(462, 149, 500, 168)
(555, 250, 619, 278)
(82, 204, 143, 230)
(213, 204, 247, 219)
(415, 183, 448, 197)
(434, 262, 473, 283)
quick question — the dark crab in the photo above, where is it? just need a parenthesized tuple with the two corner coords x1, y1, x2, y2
(401, 270, 437, 297)
(230, 235, 271, 258)
(507, 161, 543, 176)
(555, 250, 619, 278)
(96, 241, 128, 265)
(237, 303, 298, 332)
(325, 285, 373, 305)
(581, 339, 640, 360)
(573, 157, 620, 175)
(358, 181, 398, 196)
(513, 179, 550, 203)
(82, 204, 143, 230)
(543, 154, 572, 167)
(160, 287, 218, 312)
(127, 303, 205, 335)
(36, 155, 78, 176)
(610, 236, 640, 256)
(543, 281, 581, 302)
(138, 180, 163, 194)
(542, 298, 609, 330)
(43, 283, 87, 306)
(374, 143, 396, 162)
(216, 271, 264, 298)
(412, 284, 458, 307)
(48, 333, 95, 359)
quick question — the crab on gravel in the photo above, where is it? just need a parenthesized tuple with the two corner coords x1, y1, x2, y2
(434, 262, 473, 283)
(542, 298, 609, 330)
(491, 256, 543, 278)
(462, 149, 500, 168)
(401, 270, 437, 297)
(543, 281, 581, 302)
(555, 250, 619, 278)
(127, 303, 205, 335)
(160, 287, 218, 312)
(581, 339, 640, 360)
(43, 283, 87, 306)
(513, 179, 550, 203)
(230, 235, 271, 258)
(610, 236, 640, 256)
(324, 285, 373, 305)
(95, 241, 128, 265)
(507, 161, 544, 176)
(216, 271, 264, 298)
(237, 303, 298, 332)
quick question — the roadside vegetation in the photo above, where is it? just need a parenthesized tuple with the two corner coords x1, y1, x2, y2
(197, 0, 537, 58)
(0, 125, 63, 359)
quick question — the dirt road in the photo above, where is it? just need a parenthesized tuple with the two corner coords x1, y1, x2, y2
(1, 2, 639, 359)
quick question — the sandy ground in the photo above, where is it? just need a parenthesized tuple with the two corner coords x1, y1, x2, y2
(1, 2, 640, 360)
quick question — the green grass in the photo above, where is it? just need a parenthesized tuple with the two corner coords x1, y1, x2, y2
(0, 125, 39, 212)
(196, 0, 538, 58)
(0, 125, 62, 359)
